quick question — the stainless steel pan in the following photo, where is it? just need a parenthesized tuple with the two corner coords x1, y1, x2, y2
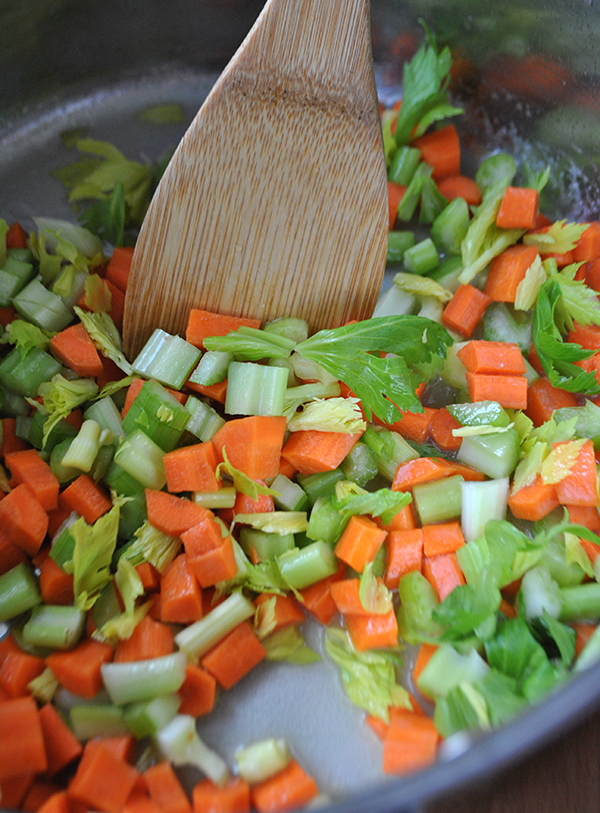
(1, 1, 600, 810)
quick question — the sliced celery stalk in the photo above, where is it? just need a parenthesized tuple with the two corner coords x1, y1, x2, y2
(387, 231, 416, 263)
(124, 693, 181, 739)
(340, 442, 379, 487)
(84, 396, 125, 440)
(306, 497, 347, 545)
(225, 361, 288, 417)
(239, 527, 295, 562)
(388, 146, 421, 186)
(193, 487, 236, 510)
(403, 237, 439, 276)
(189, 350, 232, 386)
(413, 475, 464, 525)
(431, 197, 470, 255)
(296, 469, 345, 504)
(156, 715, 229, 786)
(457, 429, 521, 480)
(263, 317, 309, 344)
(236, 738, 290, 784)
(101, 652, 188, 705)
(114, 429, 166, 490)
(132, 329, 201, 390)
(61, 419, 102, 472)
(104, 460, 146, 496)
(13, 277, 73, 332)
(559, 582, 600, 623)
(185, 396, 225, 442)
(121, 379, 190, 452)
(270, 473, 308, 512)
(417, 644, 489, 699)
(175, 592, 255, 658)
(461, 478, 510, 542)
(0, 563, 42, 621)
(70, 704, 130, 740)
(0, 346, 63, 397)
(22, 604, 85, 650)
(277, 540, 338, 589)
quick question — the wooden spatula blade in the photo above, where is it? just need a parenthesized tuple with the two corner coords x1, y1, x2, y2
(123, 0, 388, 359)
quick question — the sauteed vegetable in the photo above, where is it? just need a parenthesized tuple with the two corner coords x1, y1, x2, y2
(1, 31, 600, 813)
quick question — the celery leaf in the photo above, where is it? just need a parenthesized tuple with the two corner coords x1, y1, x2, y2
(74, 307, 133, 374)
(7, 320, 53, 359)
(358, 563, 393, 615)
(120, 520, 181, 574)
(287, 397, 366, 434)
(332, 485, 412, 527)
(523, 220, 588, 254)
(233, 512, 309, 535)
(216, 448, 279, 501)
(72, 503, 119, 611)
(550, 263, 600, 328)
(82, 274, 112, 314)
(262, 626, 321, 665)
(393, 271, 453, 302)
(37, 374, 99, 446)
(325, 629, 409, 722)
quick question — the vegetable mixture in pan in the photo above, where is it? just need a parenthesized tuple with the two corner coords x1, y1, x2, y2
(1, 31, 600, 813)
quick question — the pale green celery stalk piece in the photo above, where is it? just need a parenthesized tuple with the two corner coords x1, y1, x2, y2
(277, 540, 338, 589)
(84, 396, 124, 440)
(132, 328, 201, 390)
(0, 563, 42, 621)
(193, 487, 236, 510)
(456, 429, 521, 480)
(156, 715, 229, 786)
(270, 473, 308, 512)
(101, 652, 187, 705)
(290, 354, 339, 386)
(373, 283, 416, 319)
(461, 478, 510, 542)
(225, 361, 288, 416)
(70, 704, 130, 740)
(61, 419, 102, 472)
(123, 694, 181, 739)
(185, 396, 226, 441)
(189, 350, 232, 386)
(520, 566, 562, 621)
(22, 604, 85, 650)
(34, 217, 103, 258)
(239, 528, 295, 562)
(114, 429, 166, 490)
(235, 738, 290, 785)
(431, 197, 470, 255)
(559, 582, 600, 622)
(417, 644, 489, 699)
(175, 592, 255, 659)
(413, 475, 464, 525)
(13, 278, 73, 333)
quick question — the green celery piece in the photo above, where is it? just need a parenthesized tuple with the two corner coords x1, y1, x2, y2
(554, 400, 600, 450)
(475, 153, 517, 191)
(0, 563, 42, 621)
(102, 652, 187, 705)
(103, 459, 146, 496)
(461, 479, 510, 543)
(114, 429, 166, 490)
(402, 237, 439, 275)
(431, 197, 470, 255)
(189, 350, 232, 386)
(419, 176, 448, 225)
(118, 491, 148, 539)
(270, 473, 308, 512)
(13, 278, 73, 332)
(388, 145, 421, 185)
(324, 628, 408, 723)
(239, 528, 295, 562)
(417, 644, 489, 699)
(306, 496, 348, 546)
(22, 604, 85, 650)
(80, 182, 126, 246)
(72, 504, 120, 611)
(559, 582, 600, 622)
(296, 469, 345, 504)
(412, 475, 464, 525)
(532, 279, 599, 395)
(121, 379, 190, 452)
(84, 396, 125, 441)
(294, 316, 453, 424)
(50, 438, 81, 484)
(28, 410, 77, 452)
(70, 704, 130, 741)
(457, 429, 521, 480)
(184, 396, 225, 442)
(132, 329, 201, 390)
(339, 442, 379, 488)
(475, 669, 526, 727)
(433, 682, 490, 738)
(276, 541, 338, 589)
(447, 400, 510, 428)
(124, 694, 181, 739)
(264, 316, 309, 344)
(0, 346, 63, 398)
(433, 569, 501, 641)
(396, 570, 442, 644)
(483, 303, 533, 353)
(387, 231, 416, 263)
(396, 162, 433, 222)
(175, 592, 255, 658)
(225, 361, 288, 417)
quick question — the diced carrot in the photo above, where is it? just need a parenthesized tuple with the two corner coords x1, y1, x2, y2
(330, 578, 373, 616)
(437, 175, 481, 205)
(442, 284, 491, 338)
(212, 416, 287, 481)
(554, 439, 598, 507)
(0, 528, 27, 576)
(0, 307, 16, 330)
(6, 222, 28, 249)
(253, 593, 305, 632)
(185, 378, 228, 405)
(69, 742, 139, 813)
(428, 407, 462, 452)
(411, 124, 460, 180)
(525, 376, 578, 427)
(0, 417, 27, 458)
(105, 246, 134, 293)
(465, 371, 528, 409)
(85, 735, 136, 764)
(0, 483, 48, 556)
(121, 378, 146, 418)
(422, 552, 465, 601)
(496, 186, 539, 230)
(114, 616, 174, 663)
(60, 474, 112, 524)
(373, 503, 418, 533)
(234, 483, 274, 515)
(422, 522, 465, 557)
(177, 664, 217, 718)
(122, 795, 162, 813)
(186, 309, 261, 350)
(573, 622, 598, 659)
(280, 430, 362, 476)
(384, 528, 423, 590)
(38, 555, 75, 606)
(441, 460, 485, 481)
(136, 562, 160, 592)
(574, 222, 600, 263)
(345, 608, 399, 651)
(456, 340, 526, 376)
(388, 181, 407, 228)
(145, 762, 192, 813)
(4, 449, 59, 512)
(566, 505, 600, 533)
(160, 554, 203, 625)
(334, 515, 387, 573)
(250, 760, 318, 813)
(145, 488, 211, 536)
(508, 476, 560, 521)
(50, 322, 104, 378)
(484, 245, 539, 303)
(0, 648, 45, 698)
(24, 781, 64, 813)
(39, 703, 82, 777)
(412, 642, 438, 698)
(188, 535, 238, 588)
(193, 777, 251, 813)
(201, 621, 266, 690)
(384, 406, 438, 444)
(568, 321, 600, 351)
(277, 457, 297, 480)
(382, 712, 439, 774)
(163, 443, 221, 493)
(297, 562, 346, 625)
(46, 639, 113, 699)
(587, 258, 600, 293)
(0, 696, 47, 780)
(391, 457, 452, 492)
(37, 790, 71, 813)
(0, 775, 35, 810)
(105, 279, 125, 330)
(180, 514, 225, 558)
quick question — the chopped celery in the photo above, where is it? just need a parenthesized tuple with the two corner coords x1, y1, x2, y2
(193, 488, 236, 510)
(157, 715, 229, 786)
(431, 197, 470, 255)
(0, 346, 63, 397)
(13, 278, 73, 332)
(456, 429, 521, 480)
(340, 442, 379, 487)
(132, 329, 201, 390)
(388, 145, 421, 185)
(185, 396, 225, 441)
(122, 379, 190, 452)
(306, 497, 348, 545)
(189, 350, 232, 386)
(101, 652, 188, 705)
(417, 644, 489, 699)
(412, 475, 464, 525)
(84, 396, 124, 440)
(70, 704, 130, 740)
(175, 592, 255, 658)
(296, 469, 346, 504)
(0, 562, 42, 621)
(403, 238, 439, 276)
(264, 317, 309, 344)
(22, 604, 85, 650)
(386, 231, 416, 263)
(124, 694, 181, 739)
(236, 738, 290, 784)
(239, 528, 295, 561)
(225, 361, 287, 417)
(114, 429, 166, 490)
(270, 473, 308, 512)
(277, 540, 338, 589)
(461, 478, 510, 542)
(61, 419, 103, 472)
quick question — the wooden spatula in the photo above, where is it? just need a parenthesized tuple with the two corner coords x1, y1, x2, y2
(122, 0, 388, 360)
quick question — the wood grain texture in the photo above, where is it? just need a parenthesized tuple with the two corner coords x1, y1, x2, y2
(123, 0, 387, 359)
